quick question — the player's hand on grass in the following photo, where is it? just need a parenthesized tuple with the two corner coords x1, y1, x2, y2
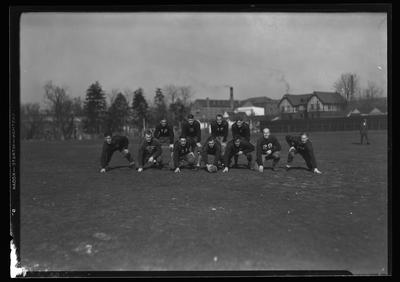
(222, 167, 229, 173)
(174, 167, 180, 173)
(258, 165, 264, 172)
(100, 168, 106, 173)
(313, 168, 322, 174)
(138, 167, 143, 172)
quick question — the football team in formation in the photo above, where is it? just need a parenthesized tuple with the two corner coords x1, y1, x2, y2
(100, 114, 322, 174)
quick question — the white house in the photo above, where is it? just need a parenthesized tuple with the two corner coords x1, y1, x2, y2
(235, 101, 265, 116)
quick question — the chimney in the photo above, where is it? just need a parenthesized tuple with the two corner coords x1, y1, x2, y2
(229, 87, 234, 110)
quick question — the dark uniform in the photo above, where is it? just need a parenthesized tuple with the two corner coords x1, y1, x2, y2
(171, 140, 196, 169)
(285, 135, 317, 171)
(224, 139, 255, 168)
(360, 120, 370, 144)
(181, 120, 202, 151)
(154, 123, 174, 145)
(137, 137, 163, 169)
(231, 121, 251, 165)
(211, 120, 229, 143)
(256, 135, 281, 169)
(100, 135, 134, 170)
(231, 122, 250, 142)
(200, 137, 222, 166)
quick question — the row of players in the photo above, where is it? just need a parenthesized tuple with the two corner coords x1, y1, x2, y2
(100, 114, 322, 174)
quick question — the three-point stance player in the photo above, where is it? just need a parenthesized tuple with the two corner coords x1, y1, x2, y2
(285, 132, 322, 174)
(137, 130, 163, 172)
(181, 114, 202, 167)
(100, 132, 135, 173)
(256, 128, 281, 172)
(154, 118, 175, 160)
(222, 137, 255, 172)
(198, 136, 222, 173)
(230, 117, 251, 167)
(171, 136, 197, 173)
(210, 114, 229, 155)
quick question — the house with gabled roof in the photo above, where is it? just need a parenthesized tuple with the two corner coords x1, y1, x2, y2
(278, 93, 313, 119)
(278, 91, 347, 119)
(306, 91, 347, 118)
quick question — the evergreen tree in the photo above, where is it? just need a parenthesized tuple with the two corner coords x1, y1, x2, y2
(153, 88, 167, 122)
(131, 88, 148, 131)
(106, 93, 130, 133)
(83, 81, 107, 134)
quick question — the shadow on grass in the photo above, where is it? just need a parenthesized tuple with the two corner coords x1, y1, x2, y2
(285, 166, 310, 171)
(107, 165, 134, 171)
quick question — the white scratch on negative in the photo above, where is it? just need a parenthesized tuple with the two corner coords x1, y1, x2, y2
(10, 240, 27, 278)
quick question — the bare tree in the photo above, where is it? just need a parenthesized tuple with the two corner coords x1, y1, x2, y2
(20, 103, 45, 140)
(334, 73, 360, 101)
(179, 86, 193, 106)
(43, 81, 75, 140)
(163, 84, 179, 104)
(363, 81, 384, 100)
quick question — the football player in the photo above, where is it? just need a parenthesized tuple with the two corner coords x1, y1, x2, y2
(171, 136, 197, 173)
(222, 137, 255, 172)
(285, 132, 322, 174)
(137, 130, 163, 172)
(100, 132, 135, 173)
(256, 128, 281, 172)
(198, 136, 222, 172)
(210, 114, 229, 154)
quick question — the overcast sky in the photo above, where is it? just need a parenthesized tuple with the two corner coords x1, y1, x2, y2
(20, 12, 387, 105)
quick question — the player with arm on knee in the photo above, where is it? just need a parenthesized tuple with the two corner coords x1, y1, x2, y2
(154, 118, 175, 159)
(230, 117, 251, 167)
(199, 136, 222, 173)
(222, 137, 255, 172)
(137, 130, 163, 172)
(210, 114, 228, 155)
(181, 114, 202, 167)
(256, 128, 281, 172)
(100, 132, 135, 173)
(171, 136, 196, 173)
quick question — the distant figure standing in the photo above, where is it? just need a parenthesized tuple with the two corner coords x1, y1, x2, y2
(360, 118, 370, 145)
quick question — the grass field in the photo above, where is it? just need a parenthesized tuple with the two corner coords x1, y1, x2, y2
(18, 130, 389, 275)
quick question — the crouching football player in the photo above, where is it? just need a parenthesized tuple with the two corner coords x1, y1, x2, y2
(137, 130, 163, 172)
(198, 136, 222, 173)
(285, 132, 322, 174)
(222, 137, 255, 172)
(170, 136, 197, 173)
(100, 132, 135, 173)
(256, 128, 281, 172)
(181, 114, 202, 167)
(210, 114, 229, 155)
(154, 118, 175, 159)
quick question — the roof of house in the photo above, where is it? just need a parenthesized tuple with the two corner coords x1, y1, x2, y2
(224, 111, 248, 120)
(193, 99, 240, 108)
(239, 96, 279, 107)
(311, 91, 346, 104)
(280, 94, 313, 107)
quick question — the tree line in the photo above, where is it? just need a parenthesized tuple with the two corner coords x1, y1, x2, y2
(21, 81, 193, 140)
